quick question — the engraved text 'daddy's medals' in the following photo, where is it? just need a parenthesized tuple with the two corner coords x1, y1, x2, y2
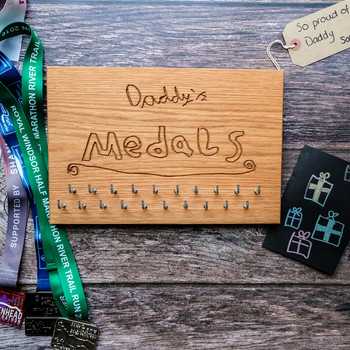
(51, 318, 99, 350)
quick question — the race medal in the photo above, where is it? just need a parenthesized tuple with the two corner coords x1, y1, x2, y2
(48, 67, 284, 225)
(25, 292, 60, 336)
(0, 288, 25, 327)
(51, 318, 99, 350)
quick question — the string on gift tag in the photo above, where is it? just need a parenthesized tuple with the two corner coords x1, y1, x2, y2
(266, 40, 297, 70)
(267, 0, 350, 68)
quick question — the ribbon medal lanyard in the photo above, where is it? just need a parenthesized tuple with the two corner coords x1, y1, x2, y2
(0, 22, 99, 347)
(0, 39, 32, 329)
(267, 0, 350, 69)
(0, 46, 56, 333)
(0, 137, 27, 328)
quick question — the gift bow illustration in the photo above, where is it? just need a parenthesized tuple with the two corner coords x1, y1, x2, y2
(290, 207, 302, 216)
(318, 172, 331, 183)
(294, 230, 311, 240)
(327, 210, 339, 221)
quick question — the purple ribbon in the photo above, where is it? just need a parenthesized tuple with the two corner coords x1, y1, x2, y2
(0, 137, 29, 288)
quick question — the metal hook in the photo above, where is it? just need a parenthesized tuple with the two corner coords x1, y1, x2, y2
(174, 185, 180, 196)
(163, 201, 169, 210)
(254, 185, 261, 196)
(224, 200, 229, 210)
(203, 201, 209, 210)
(183, 200, 189, 209)
(78, 201, 87, 210)
(141, 200, 148, 210)
(193, 185, 199, 195)
(213, 185, 219, 195)
(121, 200, 128, 210)
(68, 184, 77, 194)
(57, 200, 67, 209)
(266, 39, 297, 71)
(234, 185, 240, 196)
(100, 200, 108, 209)
(88, 184, 97, 194)
(110, 184, 118, 195)
(131, 184, 138, 194)
(152, 185, 159, 195)
(243, 201, 250, 210)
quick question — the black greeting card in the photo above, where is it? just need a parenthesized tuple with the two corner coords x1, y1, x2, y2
(263, 146, 350, 275)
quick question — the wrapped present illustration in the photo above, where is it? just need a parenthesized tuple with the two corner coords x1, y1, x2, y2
(287, 230, 312, 259)
(344, 165, 350, 182)
(304, 172, 333, 207)
(311, 211, 344, 247)
(284, 207, 303, 229)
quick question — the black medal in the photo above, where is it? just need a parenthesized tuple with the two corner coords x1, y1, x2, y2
(25, 292, 60, 336)
(51, 317, 99, 350)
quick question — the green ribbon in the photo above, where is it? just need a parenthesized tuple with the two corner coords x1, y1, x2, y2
(0, 22, 88, 320)
(0, 22, 47, 165)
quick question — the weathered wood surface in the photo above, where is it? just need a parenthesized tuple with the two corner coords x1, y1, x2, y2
(0, 0, 349, 348)
(2, 285, 350, 349)
(30, 0, 350, 149)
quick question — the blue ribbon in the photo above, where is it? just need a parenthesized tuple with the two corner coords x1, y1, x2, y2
(0, 51, 50, 291)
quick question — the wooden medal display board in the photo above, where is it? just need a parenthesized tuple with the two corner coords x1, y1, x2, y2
(47, 67, 284, 224)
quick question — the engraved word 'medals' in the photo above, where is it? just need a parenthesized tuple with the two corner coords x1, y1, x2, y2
(82, 126, 244, 164)
(126, 84, 207, 109)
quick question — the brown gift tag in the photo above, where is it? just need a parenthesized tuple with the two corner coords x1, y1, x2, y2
(283, 0, 350, 66)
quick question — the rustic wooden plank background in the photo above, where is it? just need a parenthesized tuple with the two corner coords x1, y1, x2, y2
(1, 0, 350, 348)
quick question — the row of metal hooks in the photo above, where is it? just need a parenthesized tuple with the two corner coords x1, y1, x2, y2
(57, 199, 252, 210)
(67, 184, 262, 196)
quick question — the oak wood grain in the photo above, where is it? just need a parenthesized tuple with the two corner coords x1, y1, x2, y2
(47, 67, 283, 224)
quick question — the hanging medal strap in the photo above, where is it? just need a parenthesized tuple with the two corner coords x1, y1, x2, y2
(0, 136, 29, 288)
(0, 23, 89, 320)
(0, 77, 88, 321)
(32, 205, 51, 291)
(0, 22, 48, 165)
(0, 50, 50, 291)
